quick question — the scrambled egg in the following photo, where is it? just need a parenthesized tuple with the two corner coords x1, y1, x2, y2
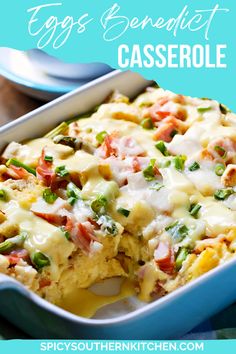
(0, 87, 236, 309)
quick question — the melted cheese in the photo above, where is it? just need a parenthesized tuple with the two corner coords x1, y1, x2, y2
(2, 200, 74, 280)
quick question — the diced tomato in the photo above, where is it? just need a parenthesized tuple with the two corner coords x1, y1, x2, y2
(36, 148, 56, 187)
(154, 241, 175, 275)
(7, 249, 29, 265)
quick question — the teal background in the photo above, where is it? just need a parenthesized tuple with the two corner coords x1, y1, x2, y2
(0, 0, 235, 108)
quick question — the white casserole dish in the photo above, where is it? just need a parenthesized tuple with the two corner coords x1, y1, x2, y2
(0, 70, 236, 339)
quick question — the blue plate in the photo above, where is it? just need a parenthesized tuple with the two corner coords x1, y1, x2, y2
(0, 48, 89, 101)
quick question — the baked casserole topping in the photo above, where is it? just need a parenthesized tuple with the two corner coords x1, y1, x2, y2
(0, 86, 235, 311)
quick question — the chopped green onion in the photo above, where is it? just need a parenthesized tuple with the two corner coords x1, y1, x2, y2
(215, 163, 225, 176)
(189, 203, 201, 218)
(60, 226, 70, 240)
(68, 197, 77, 206)
(117, 207, 130, 217)
(0, 233, 27, 254)
(155, 140, 169, 156)
(96, 131, 108, 144)
(53, 135, 79, 149)
(165, 221, 189, 242)
(0, 189, 8, 202)
(32, 252, 50, 270)
(170, 129, 178, 138)
(220, 103, 231, 114)
(44, 155, 53, 163)
(45, 122, 68, 139)
(173, 155, 186, 172)
(43, 189, 58, 204)
(141, 118, 154, 130)
(67, 182, 81, 199)
(214, 188, 234, 200)
(149, 182, 164, 191)
(97, 215, 118, 236)
(158, 160, 171, 168)
(143, 159, 156, 181)
(188, 161, 200, 172)
(6, 158, 36, 176)
(175, 247, 189, 270)
(55, 165, 69, 178)
(214, 145, 227, 159)
(197, 106, 212, 113)
(91, 195, 108, 215)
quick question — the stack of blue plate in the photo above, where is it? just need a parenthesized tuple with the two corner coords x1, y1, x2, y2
(0, 48, 112, 101)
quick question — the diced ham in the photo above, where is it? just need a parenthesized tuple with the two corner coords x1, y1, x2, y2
(98, 133, 145, 159)
(36, 148, 56, 187)
(207, 137, 236, 163)
(6, 249, 29, 265)
(65, 218, 97, 253)
(221, 164, 236, 187)
(153, 122, 176, 142)
(8, 165, 30, 180)
(39, 278, 51, 288)
(31, 197, 70, 225)
(154, 241, 175, 275)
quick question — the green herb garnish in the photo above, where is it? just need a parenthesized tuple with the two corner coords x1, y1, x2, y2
(55, 165, 69, 178)
(6, 158, 36, 176)
(43, 189, 58, 204)
(170, 129, 178, 138)
(91, 195, 108, 215)
(188, 162, 200, 172)
(173, 155, 186, 172)
(143, 159, 156, 181)
(0, 189, 8, 201)
(189, 203, 201, 218)
(175, 247, 189, 270)
(96, 131, 108, 144)
(215, 163, 225, 176)
(0, 233, 27, 254)
(158, 160, 171, 168)
(141, 118, 154, 130)
(149, 182, 164, 191)
(155, 140, 169, 156)
(214, 188, 234, 200)
(165, 221, 189, 242)
(214, 145, 227, 159)
(97, 215, 118, 236)
(32, 252, 50, 270)
(45, 122, 68, 139)
(60, 227, 70, 240)
(67, 182, 81, 200)
(117, 207, 130, 217)
(197, 106, 212, 113)
(44, 155, 53, 163)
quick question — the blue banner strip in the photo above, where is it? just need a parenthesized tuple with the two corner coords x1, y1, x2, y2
(0, 340, 236, 354)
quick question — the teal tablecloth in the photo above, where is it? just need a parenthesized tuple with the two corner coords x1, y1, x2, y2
(1, 303, 236, 340)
